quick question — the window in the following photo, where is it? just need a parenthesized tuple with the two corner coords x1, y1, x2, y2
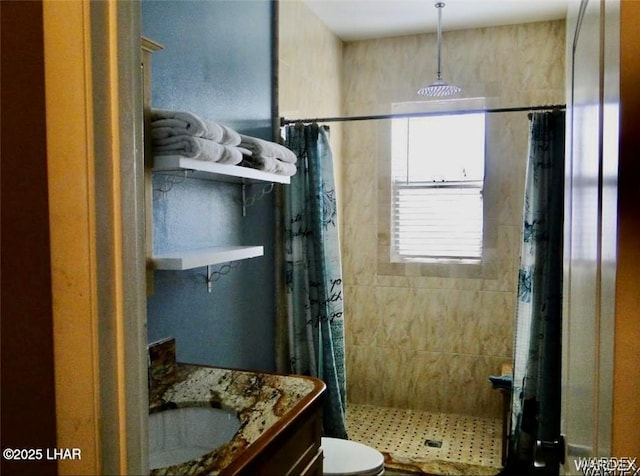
(391, 110, 486, 262)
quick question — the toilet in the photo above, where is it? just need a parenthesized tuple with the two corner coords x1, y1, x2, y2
(321, 437, 385, 476)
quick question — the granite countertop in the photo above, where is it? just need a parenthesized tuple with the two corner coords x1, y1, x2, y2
(149, 363, 325, 475)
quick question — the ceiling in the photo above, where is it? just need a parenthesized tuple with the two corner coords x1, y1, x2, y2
(302, 0, 571, 41)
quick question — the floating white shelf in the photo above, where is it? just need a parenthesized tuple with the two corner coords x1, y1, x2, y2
(153, 245, 264, 270)
(153, 155, 291, 184)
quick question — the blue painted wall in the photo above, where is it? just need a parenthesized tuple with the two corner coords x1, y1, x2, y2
(143, 0, 276, 371)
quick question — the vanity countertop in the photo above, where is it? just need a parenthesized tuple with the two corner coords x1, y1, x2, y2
(149, 363, 325, 475)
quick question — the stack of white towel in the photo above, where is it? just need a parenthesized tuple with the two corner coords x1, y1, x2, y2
(151, 109, 246, 165)
(239, 135, 298, 177)
(150, 109, 297, 176)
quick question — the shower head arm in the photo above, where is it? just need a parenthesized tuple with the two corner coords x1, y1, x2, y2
(417, 1, 460, 96)
(435, 2, 444, 81)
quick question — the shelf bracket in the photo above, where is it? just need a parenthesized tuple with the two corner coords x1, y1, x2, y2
(153, 170, 189, 198)
(242, 182, 247, 217)
(205, 262, 238, 293)
(242, 182, 275, 216)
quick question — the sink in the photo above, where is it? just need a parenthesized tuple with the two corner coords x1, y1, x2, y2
(149, 406, 241, 470)
(148, 364, 326, 473)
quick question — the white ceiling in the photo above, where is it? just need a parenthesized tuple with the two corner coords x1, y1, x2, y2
(302, 0, 571, 41)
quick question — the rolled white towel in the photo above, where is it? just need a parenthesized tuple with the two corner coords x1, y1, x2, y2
(240, 155, 297, 176)
(150, 109, 241, 145)
(239, 134, 298, 164)
(153, 135, 244, 165)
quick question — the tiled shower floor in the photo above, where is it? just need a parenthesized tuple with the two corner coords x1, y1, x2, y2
(346, 404, 503, 476)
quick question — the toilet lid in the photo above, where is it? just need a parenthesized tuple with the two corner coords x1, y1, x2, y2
(321, 437, 385, 476)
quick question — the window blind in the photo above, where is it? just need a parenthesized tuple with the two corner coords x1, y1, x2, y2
(392, 180, 483, 260)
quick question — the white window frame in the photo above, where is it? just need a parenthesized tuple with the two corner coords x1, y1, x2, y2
(390, 98, 486, 264)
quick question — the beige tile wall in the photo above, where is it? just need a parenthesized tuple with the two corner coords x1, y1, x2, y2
(278, 0, 344, 197)
(280, 3, 565, 419)
(342, 21, 565, 419)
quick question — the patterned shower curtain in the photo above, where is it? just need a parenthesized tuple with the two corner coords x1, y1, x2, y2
(283, 123, 348, 439)
(508, 111, 565, 474)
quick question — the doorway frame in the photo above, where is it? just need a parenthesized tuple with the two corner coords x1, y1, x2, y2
(43, 1, 147, 473)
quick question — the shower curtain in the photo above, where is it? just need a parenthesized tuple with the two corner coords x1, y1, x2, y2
(508, 111, 565, 474)
(282, 123, 348, 439)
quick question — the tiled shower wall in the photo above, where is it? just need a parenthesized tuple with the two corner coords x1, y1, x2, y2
(280, 2, 565, 419)
(342, 21, 565, 419)
(278, 0, 344, 196)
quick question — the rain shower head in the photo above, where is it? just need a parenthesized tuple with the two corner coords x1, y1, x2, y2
(418, 2, 461, 97)
(417, 79, 461, 97)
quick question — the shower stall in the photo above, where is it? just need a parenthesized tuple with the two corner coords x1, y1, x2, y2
(279, 2, 566, 473)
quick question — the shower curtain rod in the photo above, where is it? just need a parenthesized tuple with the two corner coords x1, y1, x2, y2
(280, 103, 566, 126)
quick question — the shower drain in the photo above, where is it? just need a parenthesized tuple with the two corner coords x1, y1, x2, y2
(425, 439, 443, 448)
